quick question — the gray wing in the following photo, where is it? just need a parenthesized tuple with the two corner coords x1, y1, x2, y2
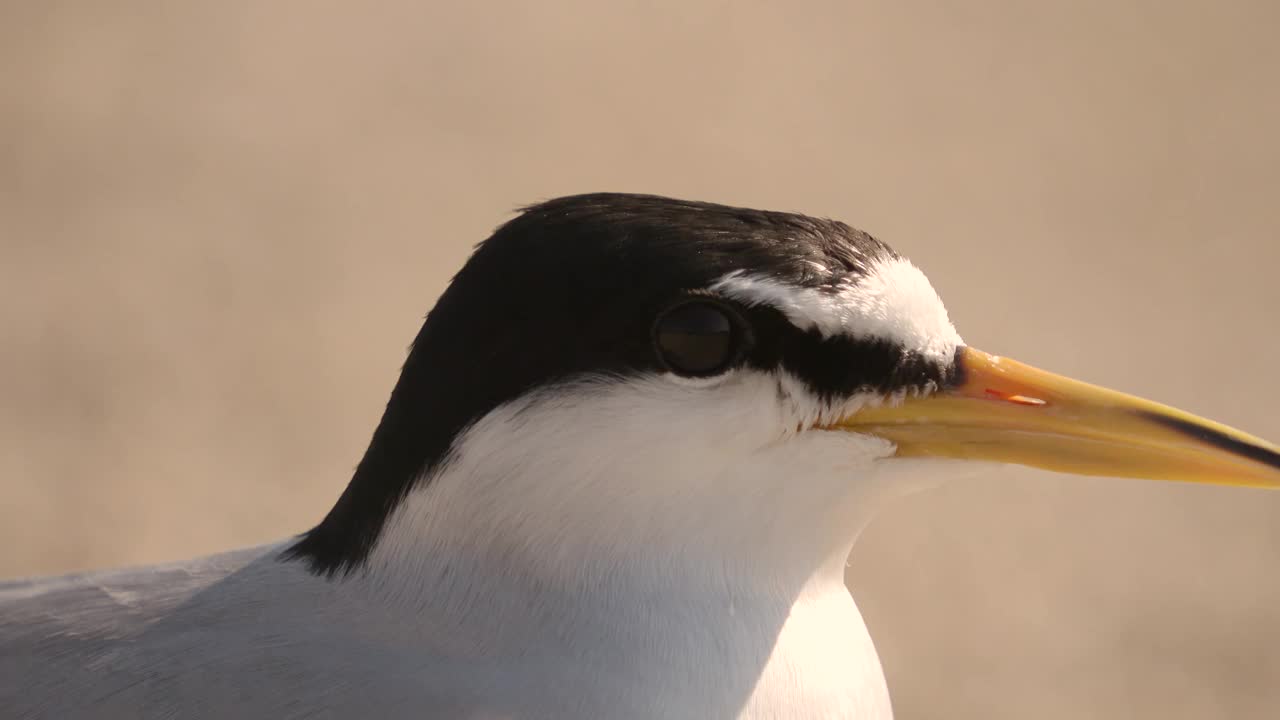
(1, 546, 540, 719)
(1, 546, 292, 719)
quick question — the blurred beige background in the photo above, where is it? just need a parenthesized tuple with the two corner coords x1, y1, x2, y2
(3, 1, 1278, 718)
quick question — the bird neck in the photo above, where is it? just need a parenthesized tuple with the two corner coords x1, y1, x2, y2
(360, 476, 860, 606)
(353, 437, 914, 611)
(343, 503, 894, 719)
(313, 417, 919, 716)
(347, 511, 876, 711)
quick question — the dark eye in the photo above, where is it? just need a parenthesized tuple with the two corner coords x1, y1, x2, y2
(653, 301, 739, 377)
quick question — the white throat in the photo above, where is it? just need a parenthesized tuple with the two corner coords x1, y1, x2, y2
(365, 371, 938, 593)
(340, 372, 964, 718)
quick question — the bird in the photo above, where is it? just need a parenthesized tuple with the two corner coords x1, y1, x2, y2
(3, 193, 1278, 719)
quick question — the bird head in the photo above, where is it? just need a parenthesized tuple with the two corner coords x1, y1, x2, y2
(287, 194, 1280, 587)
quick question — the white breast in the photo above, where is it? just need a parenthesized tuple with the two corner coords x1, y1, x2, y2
(738, 581, 894, 719)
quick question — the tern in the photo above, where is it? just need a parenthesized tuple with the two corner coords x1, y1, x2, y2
(3, 193, 1278, 719)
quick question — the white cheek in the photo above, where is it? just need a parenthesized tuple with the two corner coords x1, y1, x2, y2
(367, 370, 911, 581)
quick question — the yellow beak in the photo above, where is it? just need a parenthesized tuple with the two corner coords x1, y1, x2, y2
(839, 347, 1280, 488)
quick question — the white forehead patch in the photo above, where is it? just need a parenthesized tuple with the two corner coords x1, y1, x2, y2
(710, 255, 963, 362)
